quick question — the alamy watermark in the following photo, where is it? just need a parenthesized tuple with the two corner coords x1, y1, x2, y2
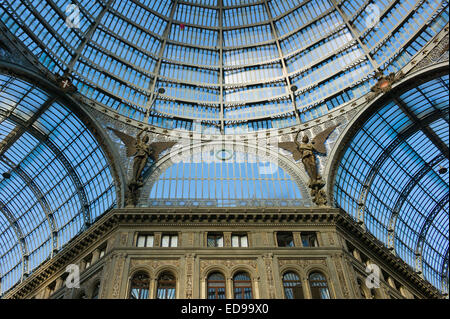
(365, 263, 381, 289)
(65, 4, 80, 29)
(65, 264, 80, 288)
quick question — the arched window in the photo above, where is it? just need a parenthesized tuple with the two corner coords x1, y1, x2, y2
(233, 272, 252, 299)
(207, 272, 226, 299)
(129, 272, 150, 299)
(92, 282, 100, 299)
(149, 151, 310, 208)
(309, 272, 331, 299)
(282, 272, 304, 299)
(156, 272, 176, 299)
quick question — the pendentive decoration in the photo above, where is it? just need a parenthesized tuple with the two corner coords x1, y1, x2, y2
(108, 127, 176, 207)
(365, 70, 404, 102)
(55, 70, 77, 93)
(278, 125, 338, 206)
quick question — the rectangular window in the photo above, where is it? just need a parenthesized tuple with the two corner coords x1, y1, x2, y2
(277, 232, 295, 247)
(207, 233, 224, 247)
(161, 234, 178, 247)
(136, 234, 154, 247)
(301, 232, 318, 247)
(84, 254, 93, 269)
(98, 243, 107, 258)
(231, 234, 248, 247)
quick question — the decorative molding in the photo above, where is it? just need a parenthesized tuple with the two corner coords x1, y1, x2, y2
(333, 254, 350, 298)
(185, 254, 195, 299)
(119, 233, 128, 247)
(129, 258, 181, 271)
(409, 25, 449, 74)
(263, 253, 276, 298)
(200, 258, 257, 274)
(111, 253, 127, 298)
(328, 232, 336, 247)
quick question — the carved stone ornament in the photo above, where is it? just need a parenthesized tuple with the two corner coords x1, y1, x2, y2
(129, 258, 181, 270)
(200, 259, 257, 274)
(55, 71, 77, 93)
(278, 125, 339, 206)
(365, 70, 405, 102)
(278, 258, 327, 269)
(108, 127, 176, 207)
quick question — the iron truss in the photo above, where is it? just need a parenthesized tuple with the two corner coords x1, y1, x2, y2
(1, 0, 447, 133)
(335, 72, 449, 292)
(0, 74, 113, 293)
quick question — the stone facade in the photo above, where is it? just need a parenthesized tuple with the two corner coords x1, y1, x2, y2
(3, 208, 443, 300)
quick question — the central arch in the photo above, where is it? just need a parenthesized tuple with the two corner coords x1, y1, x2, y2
(138, 141, 313, 207)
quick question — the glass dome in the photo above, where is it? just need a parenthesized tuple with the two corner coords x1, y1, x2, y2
(0, 74, 116, 294)
(0, 0, 448, 134)
(334, 75, 449, 293)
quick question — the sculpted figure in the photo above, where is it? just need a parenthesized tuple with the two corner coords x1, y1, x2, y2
(108, 127, 176, 206)
(278, 125, 338, 206)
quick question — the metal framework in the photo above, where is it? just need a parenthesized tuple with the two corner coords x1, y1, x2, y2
(356, 109, 446, 225)
(141, 141, 313, 208)
(388, 154, 446, 251)
(415, 193, 449, 273)
(0, 154, 58, 254)
(0, 200, 29, 279)
(334, 74, 449, 292)
(0, 96, 92, 230)
(0, 0, 447, 133)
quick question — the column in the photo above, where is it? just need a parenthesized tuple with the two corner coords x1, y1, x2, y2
(293, 232, 302, 247)
(226, 277, 233, 299)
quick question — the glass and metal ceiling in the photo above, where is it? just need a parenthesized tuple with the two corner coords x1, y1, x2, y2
(147, 151, 310, 207)
(0, 75, 116, 294)
(0, 0, 448, 134)
(334, 75, 449, 293)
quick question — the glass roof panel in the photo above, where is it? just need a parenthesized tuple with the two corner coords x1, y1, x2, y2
(0, 76, 116, 294)
(148, 150, 309, 207)
(1, 1, 447, 133)
(334, 75, 449, 293)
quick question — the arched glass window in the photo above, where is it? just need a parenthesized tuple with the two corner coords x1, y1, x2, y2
(149, 151, 310, 208)
(129, 272, 150, 299)
(282, 272, 304, 299)
(157, 272, 176, 299)
(309, 272, 331, 299)
(233, 272, 252, 299)
(207, 272, 226, 299)
(92, 282, 100, 299)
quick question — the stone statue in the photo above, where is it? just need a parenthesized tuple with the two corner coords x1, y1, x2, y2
(278, 125, 338, 206)
(108, 127, 177, 207)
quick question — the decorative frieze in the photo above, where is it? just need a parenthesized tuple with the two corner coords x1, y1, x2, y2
(200, 258, 258, 274)
(129, 258, 181, 270)
(263, 253, 276, 299)
(333, 254, 350, 298)
(278, 258, 327, 268)
(185, 254, 195, 299)
(111, 253, 127, 298)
